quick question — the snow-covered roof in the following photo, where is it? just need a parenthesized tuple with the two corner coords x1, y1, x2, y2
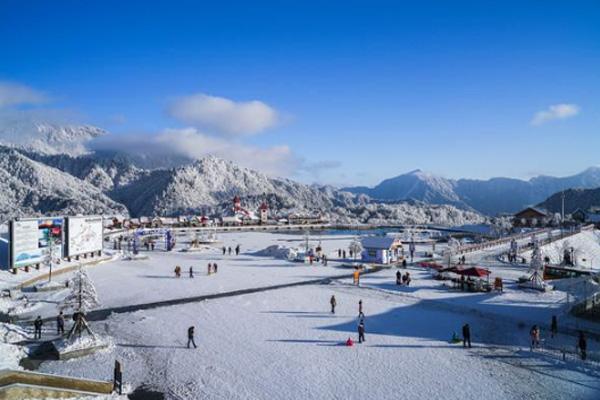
(514, 207, 548, 217)
(361, 236, 401, 249)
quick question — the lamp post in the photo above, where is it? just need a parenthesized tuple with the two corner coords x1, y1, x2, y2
(46, 236, 56, 282)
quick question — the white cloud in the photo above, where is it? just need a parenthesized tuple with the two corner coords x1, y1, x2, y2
(531, 103, 580, 126)
(92, 127, 298, 176)
(0, 81, 48, 108)
(168, 93, 279, 136)
(156, 128, 295, 175)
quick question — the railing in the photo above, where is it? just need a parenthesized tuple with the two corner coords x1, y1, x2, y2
(453, 224, 595, 256)
(0, 369, 113, 395)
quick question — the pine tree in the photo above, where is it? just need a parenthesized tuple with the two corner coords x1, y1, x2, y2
(61, 267, 100, 339)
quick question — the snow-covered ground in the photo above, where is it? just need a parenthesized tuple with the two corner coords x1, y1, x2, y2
(2, 230, 600, 399)
(525, 230, 600, 267)
(39, 283, 600, 399)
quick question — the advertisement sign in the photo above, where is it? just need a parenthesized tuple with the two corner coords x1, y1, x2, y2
(10, 218, 64, 267)
(67, 216, 103, 256)
(38, 218, 64, 261)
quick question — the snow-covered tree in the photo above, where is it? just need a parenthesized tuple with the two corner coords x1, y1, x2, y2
(61, 268, 100, 313)
(61, 267, 100, 339)
(348, 239, 363, 259)
(490, 217, 512, 237)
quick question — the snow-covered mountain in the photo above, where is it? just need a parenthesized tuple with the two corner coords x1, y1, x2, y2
(26, 150, 151, 192)
(0, 120, 106, 156)
(0, 144, 484, 226)
(107, 156, 485, 225)
(345, 167, 600, 215)
(345, 169, 466, 208)
(0, 147, 128, 222)
(0, 121, 483, 225)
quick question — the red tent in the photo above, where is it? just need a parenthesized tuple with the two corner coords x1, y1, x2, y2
(439, 266, 462, 274)
(457, 267, 490, 278)
(419, 262, 444, 270)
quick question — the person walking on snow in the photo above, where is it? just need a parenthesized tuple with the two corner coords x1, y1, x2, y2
(358, 300, 364, 317)
(358, 321, 366, 343)
(189, 266, 194, 278)
(213, 263, 218, 273)
(235, 245, 240, 255)
(34, 316, 43, 339)
(330, 295, 337, 314)
(396, 270, 402, 285)
(578, 331, 587, 360)
(228, 247, 232, 255)
(462, 323, 471, 348)
(338, 249, 342, 258)
(530, 325, 540, 350)
(207, 263, 212, 275)
(222, 246, 226, 255)
(187, 326, 197, 349)
(56, 312, 65, 335)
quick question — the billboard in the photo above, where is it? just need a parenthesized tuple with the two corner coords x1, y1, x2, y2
(66, 216, 103, 256)
(11, 218, 64, 268)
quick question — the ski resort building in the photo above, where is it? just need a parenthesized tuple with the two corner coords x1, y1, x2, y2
(360, 236, 403, 265)
(513, 207, 551, 228)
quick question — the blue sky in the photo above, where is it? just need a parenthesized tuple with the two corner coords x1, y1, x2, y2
(1, 1, 599, 185)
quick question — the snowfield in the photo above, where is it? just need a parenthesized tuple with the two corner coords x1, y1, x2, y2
(39, 284, 600, 400)
(2, 229, 600, 400)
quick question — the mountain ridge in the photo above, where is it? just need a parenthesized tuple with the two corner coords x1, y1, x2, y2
(344, 167, 600, 215)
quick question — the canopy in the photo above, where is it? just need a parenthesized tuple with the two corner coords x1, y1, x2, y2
(439, 266, 462, 273)
(457, 267, 490, 278)
(419, 261, 444, 270)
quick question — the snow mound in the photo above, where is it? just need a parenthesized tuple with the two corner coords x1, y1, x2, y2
(0, 321, 29, 343)
(525, 230, 600, 267)
(0, 322, 28, 370)
(54, 334, 113, 354)
(0, 342, 26, 369)
(253, 245, 298, 261)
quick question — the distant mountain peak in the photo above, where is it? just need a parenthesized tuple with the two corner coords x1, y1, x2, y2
(343, 166, 600, 215)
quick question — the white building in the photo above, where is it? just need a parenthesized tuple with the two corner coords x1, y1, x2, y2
(361, 236, 403, 265)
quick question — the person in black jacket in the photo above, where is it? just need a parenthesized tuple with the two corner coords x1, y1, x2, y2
(551, 315, 558, 338)
(34, 316, 43, 339)
(462, 323, 471, 348)
(56, 312, 65, 335)
(578, 331, 587, 360)
(330, 295, 337, 314)
(358, 321, 365, 343)
(187, 326, 197, 349)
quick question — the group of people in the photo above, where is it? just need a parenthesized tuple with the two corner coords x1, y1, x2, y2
(329, 296, 367, 345)
(528, 318, 587, 360)
(222, 245, 241, 256)
(32, 311, 67, 340)
(395, 270, 411, 286)
(207, 263, 219, 275)
(175, 264, 219, 278)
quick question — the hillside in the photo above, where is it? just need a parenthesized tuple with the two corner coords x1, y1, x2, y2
(0, 147, 129, 222)
(538, 187, 600, 215)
